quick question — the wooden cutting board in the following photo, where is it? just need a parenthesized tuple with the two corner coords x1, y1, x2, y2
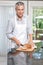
(16, 44, 35, 52)
(16, 47, 34, 52)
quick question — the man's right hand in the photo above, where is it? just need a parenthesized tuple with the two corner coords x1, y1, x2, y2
(10, 37, 21, 46)
(16, 40, 21, 46)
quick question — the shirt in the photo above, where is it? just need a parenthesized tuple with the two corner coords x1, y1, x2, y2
(6, 15, 33, 49)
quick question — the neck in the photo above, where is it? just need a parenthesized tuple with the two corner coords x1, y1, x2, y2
(18, 17, 22, 21)
(17, 15, 23, 21)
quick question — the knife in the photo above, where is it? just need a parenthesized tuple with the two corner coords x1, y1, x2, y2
(20, 44, 24, 46)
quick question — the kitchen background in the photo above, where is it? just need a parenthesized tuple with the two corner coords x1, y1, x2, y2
(0, 0, 43, 65)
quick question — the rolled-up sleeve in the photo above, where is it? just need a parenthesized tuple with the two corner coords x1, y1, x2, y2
(6, 19, 14, 39)
(27, 16, 33, 34)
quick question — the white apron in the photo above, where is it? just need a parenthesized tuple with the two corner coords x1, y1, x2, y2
(7, 16, 30, 65)
(11, 16, 28, 48)
(12, 16, 28, 65)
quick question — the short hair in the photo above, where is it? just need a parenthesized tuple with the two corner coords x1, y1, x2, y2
(15, 2, 24, 8)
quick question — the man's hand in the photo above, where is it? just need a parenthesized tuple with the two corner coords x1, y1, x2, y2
(16, 40, 21, 46)
(27, 40, 35, 48)
(29, 42, 35, 47)
(10, 37, 21, 46)
(28, 34, 35, 47)
(28, 41, 37, 49)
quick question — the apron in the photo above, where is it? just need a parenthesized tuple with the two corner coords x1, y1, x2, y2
(11, 16, 28, 48)
(12, 16, 28, 65)
(7, 16, 33, 65)
(7, 16, 29, 65)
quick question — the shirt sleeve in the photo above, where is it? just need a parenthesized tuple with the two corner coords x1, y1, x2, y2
(6, 18, 14, 39)
(27, 16, 33, 34)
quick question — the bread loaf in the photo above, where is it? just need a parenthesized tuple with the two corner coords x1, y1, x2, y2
(24, 44, 32, 49)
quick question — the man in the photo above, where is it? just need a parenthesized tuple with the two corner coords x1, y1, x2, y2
(6, 2, 34, 65)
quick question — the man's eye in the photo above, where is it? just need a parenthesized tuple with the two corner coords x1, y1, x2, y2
(18, 9, 20, 10)
(22, 9, 24, 10)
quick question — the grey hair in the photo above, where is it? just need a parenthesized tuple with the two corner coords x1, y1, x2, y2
(15, 2, 24, 8)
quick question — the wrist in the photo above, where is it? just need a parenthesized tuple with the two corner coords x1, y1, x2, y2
(28, 40, 33, 44)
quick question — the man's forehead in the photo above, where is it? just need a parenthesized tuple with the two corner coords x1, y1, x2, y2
(16, 5, 24, 8)
(15, 5, 25, 10)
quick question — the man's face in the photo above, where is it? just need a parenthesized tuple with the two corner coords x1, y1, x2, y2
(16, 5, 24, 18)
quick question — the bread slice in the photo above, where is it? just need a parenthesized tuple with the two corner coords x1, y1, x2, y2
(24, 44, 32, 48)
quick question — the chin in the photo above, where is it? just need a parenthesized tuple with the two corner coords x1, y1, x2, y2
(19, 15, 23, 18)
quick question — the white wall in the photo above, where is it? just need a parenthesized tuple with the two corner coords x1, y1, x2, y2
(0, 6, 14, 55)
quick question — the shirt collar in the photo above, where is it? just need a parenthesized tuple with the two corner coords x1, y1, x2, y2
(16, 14, 25, 21)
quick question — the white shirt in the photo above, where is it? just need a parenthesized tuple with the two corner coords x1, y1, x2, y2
(6, 15, 33, 49)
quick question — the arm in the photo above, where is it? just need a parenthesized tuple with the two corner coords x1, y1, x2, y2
(10, 37, 21, 46)
(6, 19, 21, 46)
(28, 34, 33, 43)
(28, 34, 35, 46)
(27, 16, 35, 46)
